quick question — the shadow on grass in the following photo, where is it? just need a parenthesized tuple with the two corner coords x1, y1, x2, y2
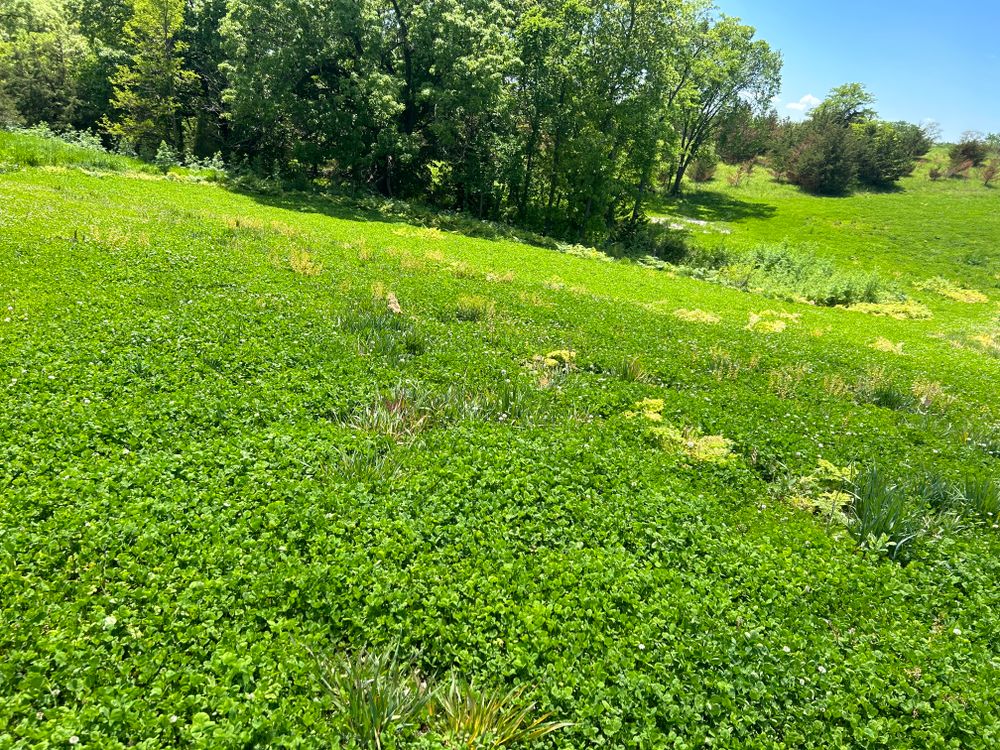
(235, 186, 560, 251)
(652, 189, 778, 223)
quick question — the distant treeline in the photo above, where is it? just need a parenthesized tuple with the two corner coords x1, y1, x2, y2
(0, 1, 974, 242)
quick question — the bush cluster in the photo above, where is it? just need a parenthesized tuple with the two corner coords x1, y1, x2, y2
(767, 84, 932, 194)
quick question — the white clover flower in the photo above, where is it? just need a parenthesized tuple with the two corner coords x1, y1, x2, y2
(782, 645, 791, 653)
(953, 628, 962, 635)
(817, 665, 827, 674)
(169, 715, 178, 724)
(637, 643, 645, 650)
(69, 737, 79, 745)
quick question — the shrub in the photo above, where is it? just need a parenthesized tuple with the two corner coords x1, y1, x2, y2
(950, 133, 989, 168)
(687, 243, 887, 307)
(154, 140, 179, 173)
(853, 121, 918, 187)
(892, 121, 936, 158)
(847, 466, 922, 561)
(727, 160, 755, 187)
(607, 220, 687, 262)
(675, 242, 889, 306)
(928, 165, 943, 181)
(946, 159, 974, 179)
(787, 121, 856, 195)
(690, 152, 718, 183)
(982, 160, 999, 187)
(715, 105, 776, 165)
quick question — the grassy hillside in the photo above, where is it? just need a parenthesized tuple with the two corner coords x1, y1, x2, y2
(1, 138, 999, 748)
(652, 151, 999, 296)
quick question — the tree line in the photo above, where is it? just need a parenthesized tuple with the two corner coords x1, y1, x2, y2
(0, 0, 782, 241)
(2, 1, 963, 245)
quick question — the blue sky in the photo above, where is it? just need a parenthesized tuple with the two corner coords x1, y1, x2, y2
(716, 0, 1000, 141)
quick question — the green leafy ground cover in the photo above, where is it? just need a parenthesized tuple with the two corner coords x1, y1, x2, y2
(1, 138, 999, 747)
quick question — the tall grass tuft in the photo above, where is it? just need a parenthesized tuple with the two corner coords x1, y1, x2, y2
(616, 356, 648, 383)
(913, 472, 955, 513)
(955, 476, 1000, 522)
(847, 465, 921, 560)
(432, 674, 572, 749)
(308, 643, 571, 748)
(0, 127, 152, 172)
(310, 644, 434, 750)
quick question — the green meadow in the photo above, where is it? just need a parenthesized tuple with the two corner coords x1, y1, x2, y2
(1, 136, 999, 747)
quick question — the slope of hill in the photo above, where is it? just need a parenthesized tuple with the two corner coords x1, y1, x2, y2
(1, 139, 998, 747)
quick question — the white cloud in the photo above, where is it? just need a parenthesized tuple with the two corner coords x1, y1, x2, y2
(786, 94, 821, 113)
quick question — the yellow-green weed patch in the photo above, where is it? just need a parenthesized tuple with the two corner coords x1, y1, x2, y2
(870, 338, 905, 355)
(747, 310, 800, 333)
(673, 308, 721, 324)
(916, 276, 989, 303)
(846, 300, 933, 320)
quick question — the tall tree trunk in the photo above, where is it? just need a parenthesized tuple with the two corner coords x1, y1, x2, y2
(519, 119, 540, 222)
(389, 0, 416, 135)
(544, 129, 562, 235)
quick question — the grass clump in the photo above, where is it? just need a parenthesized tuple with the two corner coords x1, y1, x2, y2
(853, 368, 915, 411)
(433, 676, 571, 748)
(911, 380, 955, 413)
(312, 645, 433, 749)
(311, 644, 569, 749)
(705, 346, 760, 380)
(455, 295, 496, 322)
(847, 466, 922, 561)
(614, 356, 648, 382)
(954, 477, 1000, 524)
(288, 246, 324, 276)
